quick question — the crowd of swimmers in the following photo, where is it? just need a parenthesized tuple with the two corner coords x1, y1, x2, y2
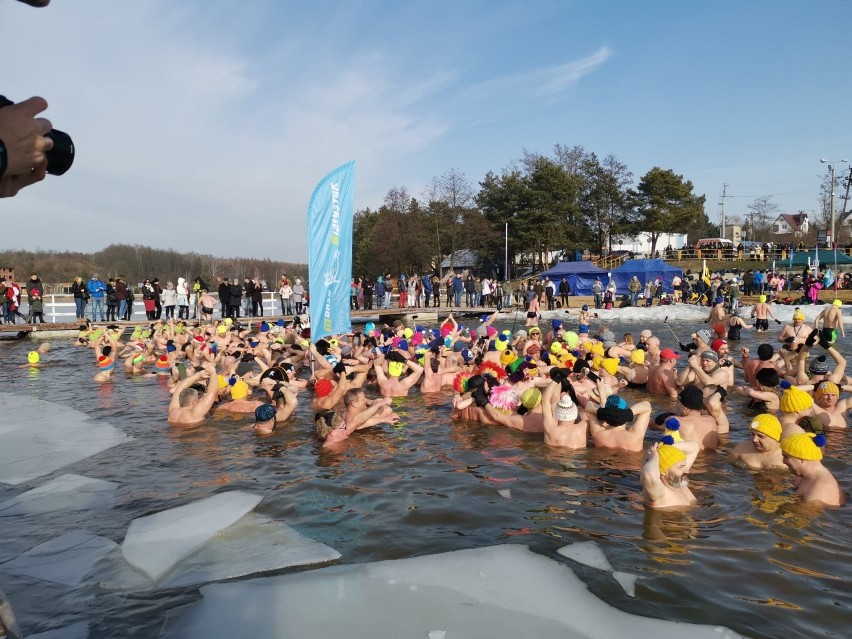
(25, 295, 847, 509)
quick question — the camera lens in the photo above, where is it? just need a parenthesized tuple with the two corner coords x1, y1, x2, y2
(45, 129, 74, 176)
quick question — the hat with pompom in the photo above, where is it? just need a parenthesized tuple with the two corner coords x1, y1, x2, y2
(657, 444, 687, 474)
(779, 382, 814, 413)
(781, 432, 826, 461)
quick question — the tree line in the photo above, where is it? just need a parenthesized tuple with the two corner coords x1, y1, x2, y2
(0, 244, 307, 287)
(353, 144, 713, 279)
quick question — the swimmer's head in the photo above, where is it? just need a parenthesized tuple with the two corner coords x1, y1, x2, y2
(657, 443, 687, 475)
(388, 361, 405, 377)
(27, 351, 40, 364)
(833, 299, 843, 308)
(759, 295, 766, 303)
(178, 387, 199, 407)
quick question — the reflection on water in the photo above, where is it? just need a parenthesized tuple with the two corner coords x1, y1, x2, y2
(0, 318, 848, 639)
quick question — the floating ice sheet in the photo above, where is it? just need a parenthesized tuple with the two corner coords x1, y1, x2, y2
(121, 491, 262, 582)
(0, 396, 131, 486)
(160, 545, 744, 639)
(557, 541, 614, 572)
(28, 620, 89, 639)
(99, 513, 340, 590)
(613, 571, 638, 597)
(0, 474, 119, 517)
(0, 530, 117, 587)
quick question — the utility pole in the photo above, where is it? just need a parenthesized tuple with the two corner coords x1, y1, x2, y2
(822, 158, 850, 248)
(718, 183, 729, 239)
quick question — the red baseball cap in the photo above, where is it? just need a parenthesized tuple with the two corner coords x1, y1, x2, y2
(660, 348, 681, 360)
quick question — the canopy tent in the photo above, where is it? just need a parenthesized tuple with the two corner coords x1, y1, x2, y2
(610, 259, 683, 294)
(788, 250, 852, 267)
(540, 261, 609, 296)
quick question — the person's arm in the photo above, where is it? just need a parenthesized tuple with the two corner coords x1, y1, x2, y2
(274, 387, 298, 421)
(349, 397, 394, 430)
(402, 358, 425, 389)
(190, 363, 221, 419)
(641, 444, 667, 503)
(687, 356, 717, 386)
(826, 345, 847, 384)
(328, 374, 348, 405)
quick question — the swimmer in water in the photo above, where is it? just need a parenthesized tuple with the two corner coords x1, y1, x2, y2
(780, 433, 845, 506)
(642, 439, 700, 508)
(730, 414, 786, 470)
(168, 362, 220, 426)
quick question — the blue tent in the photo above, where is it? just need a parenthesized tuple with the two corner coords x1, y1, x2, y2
(540, 261, 609, 296)
(610, 259, 683, 294)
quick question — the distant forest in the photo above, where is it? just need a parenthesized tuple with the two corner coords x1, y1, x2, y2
(0, 244, 307, 288)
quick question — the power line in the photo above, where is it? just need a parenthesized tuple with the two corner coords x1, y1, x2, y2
(725, 187, 818, 198)
(724, 176, 821, 188)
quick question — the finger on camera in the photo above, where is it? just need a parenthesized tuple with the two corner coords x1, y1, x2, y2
(34, 116, 53, 135)
(14, 96, 49, 118)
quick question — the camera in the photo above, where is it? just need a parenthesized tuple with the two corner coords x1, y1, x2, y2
(0, 95, 75, 176)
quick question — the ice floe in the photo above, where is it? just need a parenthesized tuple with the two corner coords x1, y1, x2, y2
(0, 397, 131, 486)
(613, 571, 638, 597)
(0, 530, 117, 587)
(557, 540, 614, 571)
(0, 474, 118, 517)
(121, 491, 262, 581)
(160, 544, 743, 639)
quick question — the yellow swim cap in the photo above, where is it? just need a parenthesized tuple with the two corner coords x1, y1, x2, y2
(388, 361, 405, 377)
(216, 325, 227, 335)
(27, 351, 40, 364)
(589, 342, 605, 357)
(658, 444, 687, 474)
(500, 350, 517, 366)
(494, 339, 508, 352)
(230, 379, 249, 400)
(402, 328, 413, 339)
(750, 414, 782, 442)
(793, 309, 805, 321)
(759, 295, 767, 303)
(217, 375, 227, 389)
(224, 317, 234, 326)
(550, 341, 564, 355)
(601, 358, 619, 376)
(630, 349, 645, 365)
(520, 388, 542, 409)
(781, 433, 824, 461)
(833, 299, 843, 308)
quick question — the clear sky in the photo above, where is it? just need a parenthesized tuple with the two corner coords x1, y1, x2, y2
(1, 0, 849, 261)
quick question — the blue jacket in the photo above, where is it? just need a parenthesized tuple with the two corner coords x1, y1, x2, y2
(87, 278, 106, 298)
(453, 277, 463, 292)
(423, 276, 433, 292)
(376, 280, 385, 297)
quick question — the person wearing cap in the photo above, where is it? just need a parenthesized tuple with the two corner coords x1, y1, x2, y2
(731, 414, 786, 470)
(734, 367, 781, 412)
(812, 299, 845, 341)
(778, 382, 829, 438)
(252, 402, 280, 436)
(798, 380, 851, 431)
(168, 362, 220, 426)
(92, 330, 120, 383)
(684, 349, 730, 398)
(541, 379, 587, 449)
(584, 381, 652, 451)
(310, 373, 348, 412)
(217, 376, 266, 414)
(374, 350, 424, 398)
(641, 439, 700, 508)
(648, 348, 681, 399)
(750, 295, 779, 333)
(317, 395, 398, 450)
(780, 434, 845, 505)
(618, 348, 650, 387)
(664, 383, 726, 449)
(725, 306, 752, 342)
(484, 382, 549, 433)
(778, 307, 812, 350)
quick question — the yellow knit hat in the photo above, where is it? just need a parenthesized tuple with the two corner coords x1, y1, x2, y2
(550, 341, 564, 355)
(780, 385, 814, 412)
(658, 444, 687, 474)
(663, 417, 683, 442)
(792, 309, 805, 321)
(750, 414, 782, 442)
(520, 388, 542, 409)
(781, 433, 824, 461)
(815, 381, 839, 398)
(589, 342, 605, 357)
(630, 349, 645, 365)
(230, 379, 249, 400)
(601, 358, 619, 376)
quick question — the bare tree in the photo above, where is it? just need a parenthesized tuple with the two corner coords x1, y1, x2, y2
(425, 169, 474, 273)
(746, 195, 780, 241)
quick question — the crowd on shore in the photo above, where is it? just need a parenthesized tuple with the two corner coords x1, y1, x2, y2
(30, 287, 845, 510)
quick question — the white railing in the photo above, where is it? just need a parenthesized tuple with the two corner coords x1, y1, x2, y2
(9, 292, 289, 324)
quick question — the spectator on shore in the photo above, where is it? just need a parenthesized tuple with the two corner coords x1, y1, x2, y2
(106, 277, 117, 321)
(115, 276, 128, 320)
(162, 281, 177, 319)
(176, 277, 190, 319)
(291, 278, 305, 315)
(70, 276, 87, 320)
(87, 273, 106, 322)
(218, 277, 230, 318)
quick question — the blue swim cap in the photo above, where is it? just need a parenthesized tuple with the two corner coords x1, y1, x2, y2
(605, 395, 628, 410)
(254, 403, 276, 422)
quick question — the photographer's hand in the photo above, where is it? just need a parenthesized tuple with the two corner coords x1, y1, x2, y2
(0, 162, 47, 197)
(0, 96, 54, 178)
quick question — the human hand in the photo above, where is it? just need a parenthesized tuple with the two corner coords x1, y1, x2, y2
(0, 97, 53, 177)
(0, 161, 47, 197)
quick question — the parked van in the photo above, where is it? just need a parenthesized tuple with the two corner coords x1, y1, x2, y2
(695, 238, 734, 250)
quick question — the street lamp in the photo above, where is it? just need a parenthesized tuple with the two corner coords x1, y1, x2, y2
(821, 158, 850, 247)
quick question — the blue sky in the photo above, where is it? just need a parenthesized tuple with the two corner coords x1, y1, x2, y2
(1, 0, 849, 261)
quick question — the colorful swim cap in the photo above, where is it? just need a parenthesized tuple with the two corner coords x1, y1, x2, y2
(579, 325, 589, 334)
(388, 361, 405, 377)
(98, 355, 114, 371)
(494, 338, 508, 352)
(630, 349, 645, 365)
(403, 328, 413, 339)
(793, 309, 805, 321)
(27, 351, 40, 364)
(489, 384, 520, 414)
(815, 381, 839, 398)
(154, 355, 170, 373)
(550, 341, 564, 355)
(657, 444, 687, 474)
(254, 403, 276, 422)
(588, 341, 605, 357)
(750, 414, 782, 442)
(780, 385, 814, 413)
(365, 322, 375, 333)
(781, 433, 825, 461)
(230, 379, 249, 400)
(500, 350, 518, 367)
(520, 388, 542, 410)
(224, 317, 234, 326)
(132, 354, 145, 365)
(759, 295, 767, 303)
(315, 378, 334, 398)
(216, 325, 227, 335)
(564, 331, 579, 349)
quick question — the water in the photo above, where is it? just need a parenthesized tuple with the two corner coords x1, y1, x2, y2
(0, 315, 848, 639)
